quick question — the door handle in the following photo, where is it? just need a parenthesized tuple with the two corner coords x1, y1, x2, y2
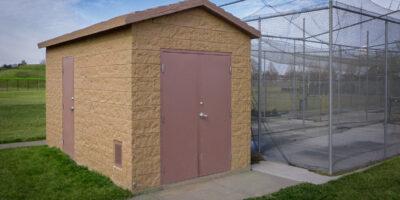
(199, 112, 208, 119)
(70, 106, 74, 111)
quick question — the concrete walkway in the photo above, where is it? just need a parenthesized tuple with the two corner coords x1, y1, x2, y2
(0, 140, 46, 150)
(131, 171, 299, 200)
(252, 161, 340, 184)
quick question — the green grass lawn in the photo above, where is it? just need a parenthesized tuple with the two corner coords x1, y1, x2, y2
(248, 157, 400, 200)
(0, 64, 45, 79)
(0, 90, 45, 143)
(0, 146, 132, 200)
(0, 65, 45, 90)
(253, 84, 383, 114)
(0, 64, 46, 143)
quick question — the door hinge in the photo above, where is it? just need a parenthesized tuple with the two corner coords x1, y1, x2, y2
(161, 64, 165, 73)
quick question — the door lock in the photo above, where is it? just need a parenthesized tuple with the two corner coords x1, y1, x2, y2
(199, 112, 208, 119)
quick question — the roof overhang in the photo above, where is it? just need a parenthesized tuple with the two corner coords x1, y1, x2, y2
(38, 0, 260, 48)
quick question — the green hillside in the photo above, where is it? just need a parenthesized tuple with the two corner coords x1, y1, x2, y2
(0, 64, 45, 79)
(0, 64, 46, 143)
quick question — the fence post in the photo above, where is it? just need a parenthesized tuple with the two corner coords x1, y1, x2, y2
(365, 31, 369, 121)
(384, 21, 388, 157)
(328, 0, 334, 175)
(257, 17, 262, 153)
(302, 18, 306, 126)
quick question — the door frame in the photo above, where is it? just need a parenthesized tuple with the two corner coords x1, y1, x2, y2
(161, 49, 231, 56)
(160, 49, 232, 184)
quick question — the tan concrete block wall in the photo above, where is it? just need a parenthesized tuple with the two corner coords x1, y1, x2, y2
(46, 27, 133, 190)
(131, 8, 252, 191)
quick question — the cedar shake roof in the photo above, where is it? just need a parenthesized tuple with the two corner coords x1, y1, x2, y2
(38, 0, 260, 48)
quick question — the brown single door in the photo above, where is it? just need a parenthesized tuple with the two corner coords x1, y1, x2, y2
(62, 57, 74, 158)
(198, 54, 231, 176)
(160, 52, 199, 184)
(161, 50, 231, 184)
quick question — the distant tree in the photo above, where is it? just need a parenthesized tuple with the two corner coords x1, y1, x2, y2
(2, 64, 12, 69)
(18, 60, 27, 67)
(284, 65, 295, 78)
(267, 62, 279, 81)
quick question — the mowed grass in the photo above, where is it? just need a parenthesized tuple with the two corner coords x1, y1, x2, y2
(0, 64, 45, 79)
(248, 157, 400, 200)
(0, 90, 45, 143)
(0, 64, 46, 143)
(0, 146, 132, 200)
(254, 85, 382, 114)
(254, 85, 329, 113)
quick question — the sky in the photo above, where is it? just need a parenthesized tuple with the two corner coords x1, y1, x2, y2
(0, 0, 398, 65)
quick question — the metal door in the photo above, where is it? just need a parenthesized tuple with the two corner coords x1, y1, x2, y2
(160, 52, 199, 184)
(62, 57, 74, 158)
(160, 50, 231, 184)
(198, 54, 231, 176)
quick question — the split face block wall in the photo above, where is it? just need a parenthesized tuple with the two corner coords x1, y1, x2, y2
(46, 28, 134, 189)
(46, 7, 251, 191)
(131, 8, 251, 191)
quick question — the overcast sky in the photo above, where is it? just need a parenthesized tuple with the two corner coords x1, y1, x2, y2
(0, 0, 398, 65)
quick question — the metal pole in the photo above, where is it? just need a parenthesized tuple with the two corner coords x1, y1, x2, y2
(328, 0, 334, 175)
(377, 51, 382, 108)
(358, 49, 362, 112)
(218, 0, 246, 7)
(264, 51, 267, 119)
(257, 18, 262, 153)
(338, 46, 342, 120)
(293, 40, 297, 115)
(318, 57, 322, 122)
(302, 18, 306, 126)
(384, 21, 388, 157)
(365, 31, 369, 121)
(244, 6, 329, 22)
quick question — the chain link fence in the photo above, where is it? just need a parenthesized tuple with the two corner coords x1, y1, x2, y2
(0, 78, 45, 91)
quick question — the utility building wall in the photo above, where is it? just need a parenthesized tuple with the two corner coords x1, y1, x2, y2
(46, 27, 133, 190)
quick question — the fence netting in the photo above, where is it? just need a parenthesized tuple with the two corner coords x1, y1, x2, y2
(222, 0, 400, 174)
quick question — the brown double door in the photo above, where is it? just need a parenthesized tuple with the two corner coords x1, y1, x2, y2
(62, 57, 74, 158)
(161, 50, 231, 184)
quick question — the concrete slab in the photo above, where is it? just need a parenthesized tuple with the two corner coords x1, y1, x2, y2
(254, 112, 400, 173)
(0, 140, 46, 150)
(131, 171, 299, 200)
(252, 161, 339, 184)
